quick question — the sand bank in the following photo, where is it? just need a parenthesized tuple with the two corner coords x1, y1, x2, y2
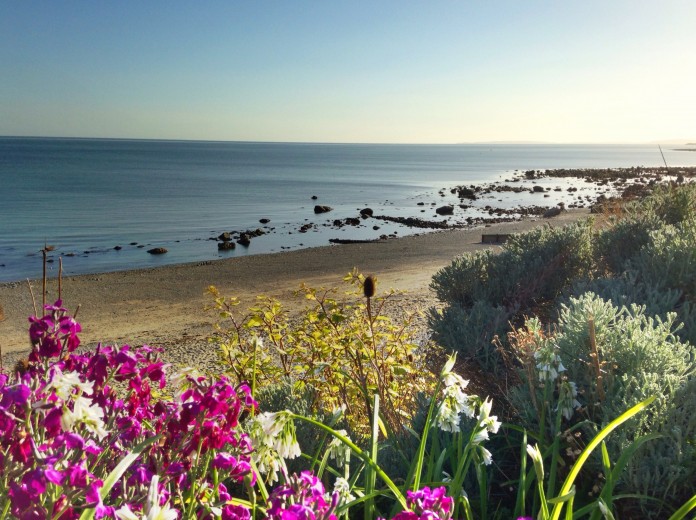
(0, 210, 590, 366)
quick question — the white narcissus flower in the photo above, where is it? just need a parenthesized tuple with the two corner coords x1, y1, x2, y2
(61, 396, 109, 439)
(48, 368, 94, 400)
(480, 446, 493, 465)
(115, 476, 177, 520)
(477, 397, 501, 434)
(526, 443, 545, 481)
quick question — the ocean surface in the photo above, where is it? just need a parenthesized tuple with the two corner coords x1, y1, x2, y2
(1, 138, 694, 282)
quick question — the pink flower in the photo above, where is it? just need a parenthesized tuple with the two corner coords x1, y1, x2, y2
(267, 472, 338, 520)
(221, 504, 251, 520)
(391, 487, 453, 520)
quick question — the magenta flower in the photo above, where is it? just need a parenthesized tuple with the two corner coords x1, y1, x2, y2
(1, 300, 258, 518)
(267, 471, 339, 520)
(222, 503, 252, 520)
(391, 486, 454, 520)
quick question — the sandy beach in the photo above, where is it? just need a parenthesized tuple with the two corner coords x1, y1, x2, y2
(0, 210, 590, 368)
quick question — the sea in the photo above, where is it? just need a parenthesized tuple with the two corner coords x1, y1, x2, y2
(1, 137, 694, 283)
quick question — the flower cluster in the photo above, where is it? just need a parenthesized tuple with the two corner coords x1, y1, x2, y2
(435, 355, 501, 465)
(266, 471, 339, 520)
(557, 380, 582, 421)
(0, 301, 256, 518)
(248, 410, 301, 484)
(435, 356, 476, 432)
(388, 486, 454, 520)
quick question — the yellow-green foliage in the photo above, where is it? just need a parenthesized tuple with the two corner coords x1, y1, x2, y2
(208, 269, 436, 436)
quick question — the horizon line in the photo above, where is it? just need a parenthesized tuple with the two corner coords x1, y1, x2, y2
(1, 134, 695, 147)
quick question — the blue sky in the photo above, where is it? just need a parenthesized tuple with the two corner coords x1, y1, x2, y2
(1, 1, 694, 143)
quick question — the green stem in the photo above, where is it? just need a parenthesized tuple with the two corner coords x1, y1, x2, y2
(547, 402, 564, 498)
(406, 379, 444, 492)
(290, 413, 408, 510)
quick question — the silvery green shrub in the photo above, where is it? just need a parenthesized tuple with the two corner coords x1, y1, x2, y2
(513, 293, 696, 515)
(428, 301, 508, 370)
(430, 221, 595, 369)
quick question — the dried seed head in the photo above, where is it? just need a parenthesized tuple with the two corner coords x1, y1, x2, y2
(363, 275, 376, 298)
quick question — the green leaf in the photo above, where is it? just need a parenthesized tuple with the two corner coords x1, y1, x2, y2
(667, 493, 696, 520)
(79, 435, 161, 520)
(549, 396, 656, 520)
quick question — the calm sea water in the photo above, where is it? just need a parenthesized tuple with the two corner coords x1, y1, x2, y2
(1, 138, 694, 282)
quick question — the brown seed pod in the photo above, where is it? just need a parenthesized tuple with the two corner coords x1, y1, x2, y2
(363, 275, 376, 298)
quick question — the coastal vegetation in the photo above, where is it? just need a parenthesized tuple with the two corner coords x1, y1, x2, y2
(1, 184, 695, 519)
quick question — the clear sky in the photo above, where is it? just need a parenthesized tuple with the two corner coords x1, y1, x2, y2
(1, 1, 694, 144)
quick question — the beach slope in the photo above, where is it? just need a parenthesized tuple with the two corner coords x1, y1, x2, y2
(0, 210, 588, 364)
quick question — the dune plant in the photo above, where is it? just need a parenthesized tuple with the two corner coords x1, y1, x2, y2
(507, 294, 696, 517)
(208, 269, 436, 436)
(429, 220, 595, 371)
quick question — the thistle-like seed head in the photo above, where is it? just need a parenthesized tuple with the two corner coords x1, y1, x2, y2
(363, 275, 376, 298)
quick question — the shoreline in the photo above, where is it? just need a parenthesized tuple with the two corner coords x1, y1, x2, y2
(0, 210, 590, 366)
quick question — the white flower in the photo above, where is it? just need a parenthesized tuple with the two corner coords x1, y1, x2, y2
(48, 368, 93, 400)
(436, 396, 462, 433)
(442, 371, 469, 391)
(480, 446, 493, 465)
(558, 381, 582, 420)
(250, 411, 300, 465)
(61, 396, 109, 439)
(477, 397, 501, 434)
(333, 477, 355, 506)
(472, 428, 489, 444)
(327, 430, 351, 466)
(170, 367, 203, 392)
(526, 443, 545, 480)
(252, 444, 283, 484)
(115, 476, 178, 520)
(435, 368, 476, 433)
(534, 347, 567, 383)
(276, 428, 301, 459)
(440, 353, 457, 377)
(597, 498, 614, 519)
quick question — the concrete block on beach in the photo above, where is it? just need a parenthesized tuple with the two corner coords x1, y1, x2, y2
(481, 233, 512, 244)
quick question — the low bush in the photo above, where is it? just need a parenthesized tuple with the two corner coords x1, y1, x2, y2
(508, 293, 696, 516)
(209, 269, 436, 436)
(430, 220, 595, 370)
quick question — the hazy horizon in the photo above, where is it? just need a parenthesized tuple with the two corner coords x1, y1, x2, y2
(2, 1, 695, 144)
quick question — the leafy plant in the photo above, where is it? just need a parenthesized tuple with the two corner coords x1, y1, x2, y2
(209, 269, 437, 436)
(508, 293, 696, 516)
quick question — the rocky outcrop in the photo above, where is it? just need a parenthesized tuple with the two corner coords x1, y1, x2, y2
(374, 215, 450, 229)
(314, 205, 333, 214)
(218, 241, 236, 250)
(543, 207, 563, 218)
(435, 205, 454, 216)
(147, 248, 168, 255)
(359, 208, 374, 218)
